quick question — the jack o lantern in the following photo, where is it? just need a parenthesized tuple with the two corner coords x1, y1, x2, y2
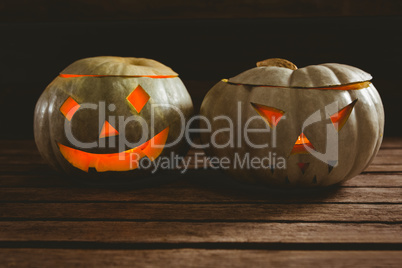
(34, 56, 193, 185)
(200, 58, 384, 188)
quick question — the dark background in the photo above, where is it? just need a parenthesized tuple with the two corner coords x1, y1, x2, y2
(0, 0, 401, 139)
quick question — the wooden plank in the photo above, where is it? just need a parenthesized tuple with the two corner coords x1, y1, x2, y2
(1, 172, 401, 188)
(0, 249, 401, 267)
(0, 185, 400, 203)
(1, 0, 401, 23)
(372, 149, 402, 165)
(0, 221, 400, 243)
(0, 174, 72, 188)
(381, 137, 402, 149)
(1, 203, 400, 222)
(0, 140, 38, 153)
(1, 163, 401, 174)
(0, 157, 46, 165)
(0, 174, 71, 188)
(342, 174, 402, 187)
(0, 164, 52, 174)
(365, 165, 402, 173)
(1, 162, 402, 174)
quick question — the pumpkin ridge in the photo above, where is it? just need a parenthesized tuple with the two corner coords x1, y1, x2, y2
(60, 56, 178, 77)
(228, 62, 372, 88)
(316, 65, 342, 86)
(360, 84, 384, 172)
(59, 74, 178, 79)
(322, 63, 373, 84)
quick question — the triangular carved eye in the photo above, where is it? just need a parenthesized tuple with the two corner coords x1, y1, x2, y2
(251, 102, 285, 128)
(330, 99, 357, 131)
(127, 85, 150, 113)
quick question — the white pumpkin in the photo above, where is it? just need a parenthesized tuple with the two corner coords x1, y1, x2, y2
(200, 58, 384, 188)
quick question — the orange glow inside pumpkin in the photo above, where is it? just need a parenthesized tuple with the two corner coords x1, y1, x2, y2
(224, 80, 371, 91)
(58, 126, 169, 172)
(291, 133, 314, 155)
(99, 121, 119, 138)
(330, 99, 357, 131)
(60, 97, 80, 121)
(251, 102, 284, 128)
(126, 85, 150, 113)
(311, 82, 370, 91)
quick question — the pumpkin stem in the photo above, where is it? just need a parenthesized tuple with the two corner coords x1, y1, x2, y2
(256, 58, 298, 70)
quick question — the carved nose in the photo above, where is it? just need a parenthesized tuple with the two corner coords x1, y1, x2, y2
(290, 133, 314, 155)
(99, 120, 119, 138)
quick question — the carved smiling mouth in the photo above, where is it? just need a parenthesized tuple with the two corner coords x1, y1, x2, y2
(58, 127, 169, 172)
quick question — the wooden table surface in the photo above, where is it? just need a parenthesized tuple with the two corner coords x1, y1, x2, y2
(0, 139, 401, 267)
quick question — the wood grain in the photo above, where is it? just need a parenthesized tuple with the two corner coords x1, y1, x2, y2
(0, 221, 400, 244)
(1, 203, 400, 222)
(1, 162, 402, 174)
(0, 139, 401, 265)
(364, 165, 402, 173)
(381, 138, 402, 149)
(0, 249, 401, 268)
(0, 185, 400, 203)
(1, 173, 400, 188)
(341, 174, 402, 187)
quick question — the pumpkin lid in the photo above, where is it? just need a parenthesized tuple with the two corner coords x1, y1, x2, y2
(228, 58, 372, 88)
(60, 56, 178, 77)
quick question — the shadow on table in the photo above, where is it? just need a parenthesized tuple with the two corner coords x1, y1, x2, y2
(52, 167, 344, 204)
(182, 169, 344, 203)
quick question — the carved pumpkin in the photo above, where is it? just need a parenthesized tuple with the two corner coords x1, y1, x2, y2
(34, 56, 193, 185)
(200, 58, 384, 188)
